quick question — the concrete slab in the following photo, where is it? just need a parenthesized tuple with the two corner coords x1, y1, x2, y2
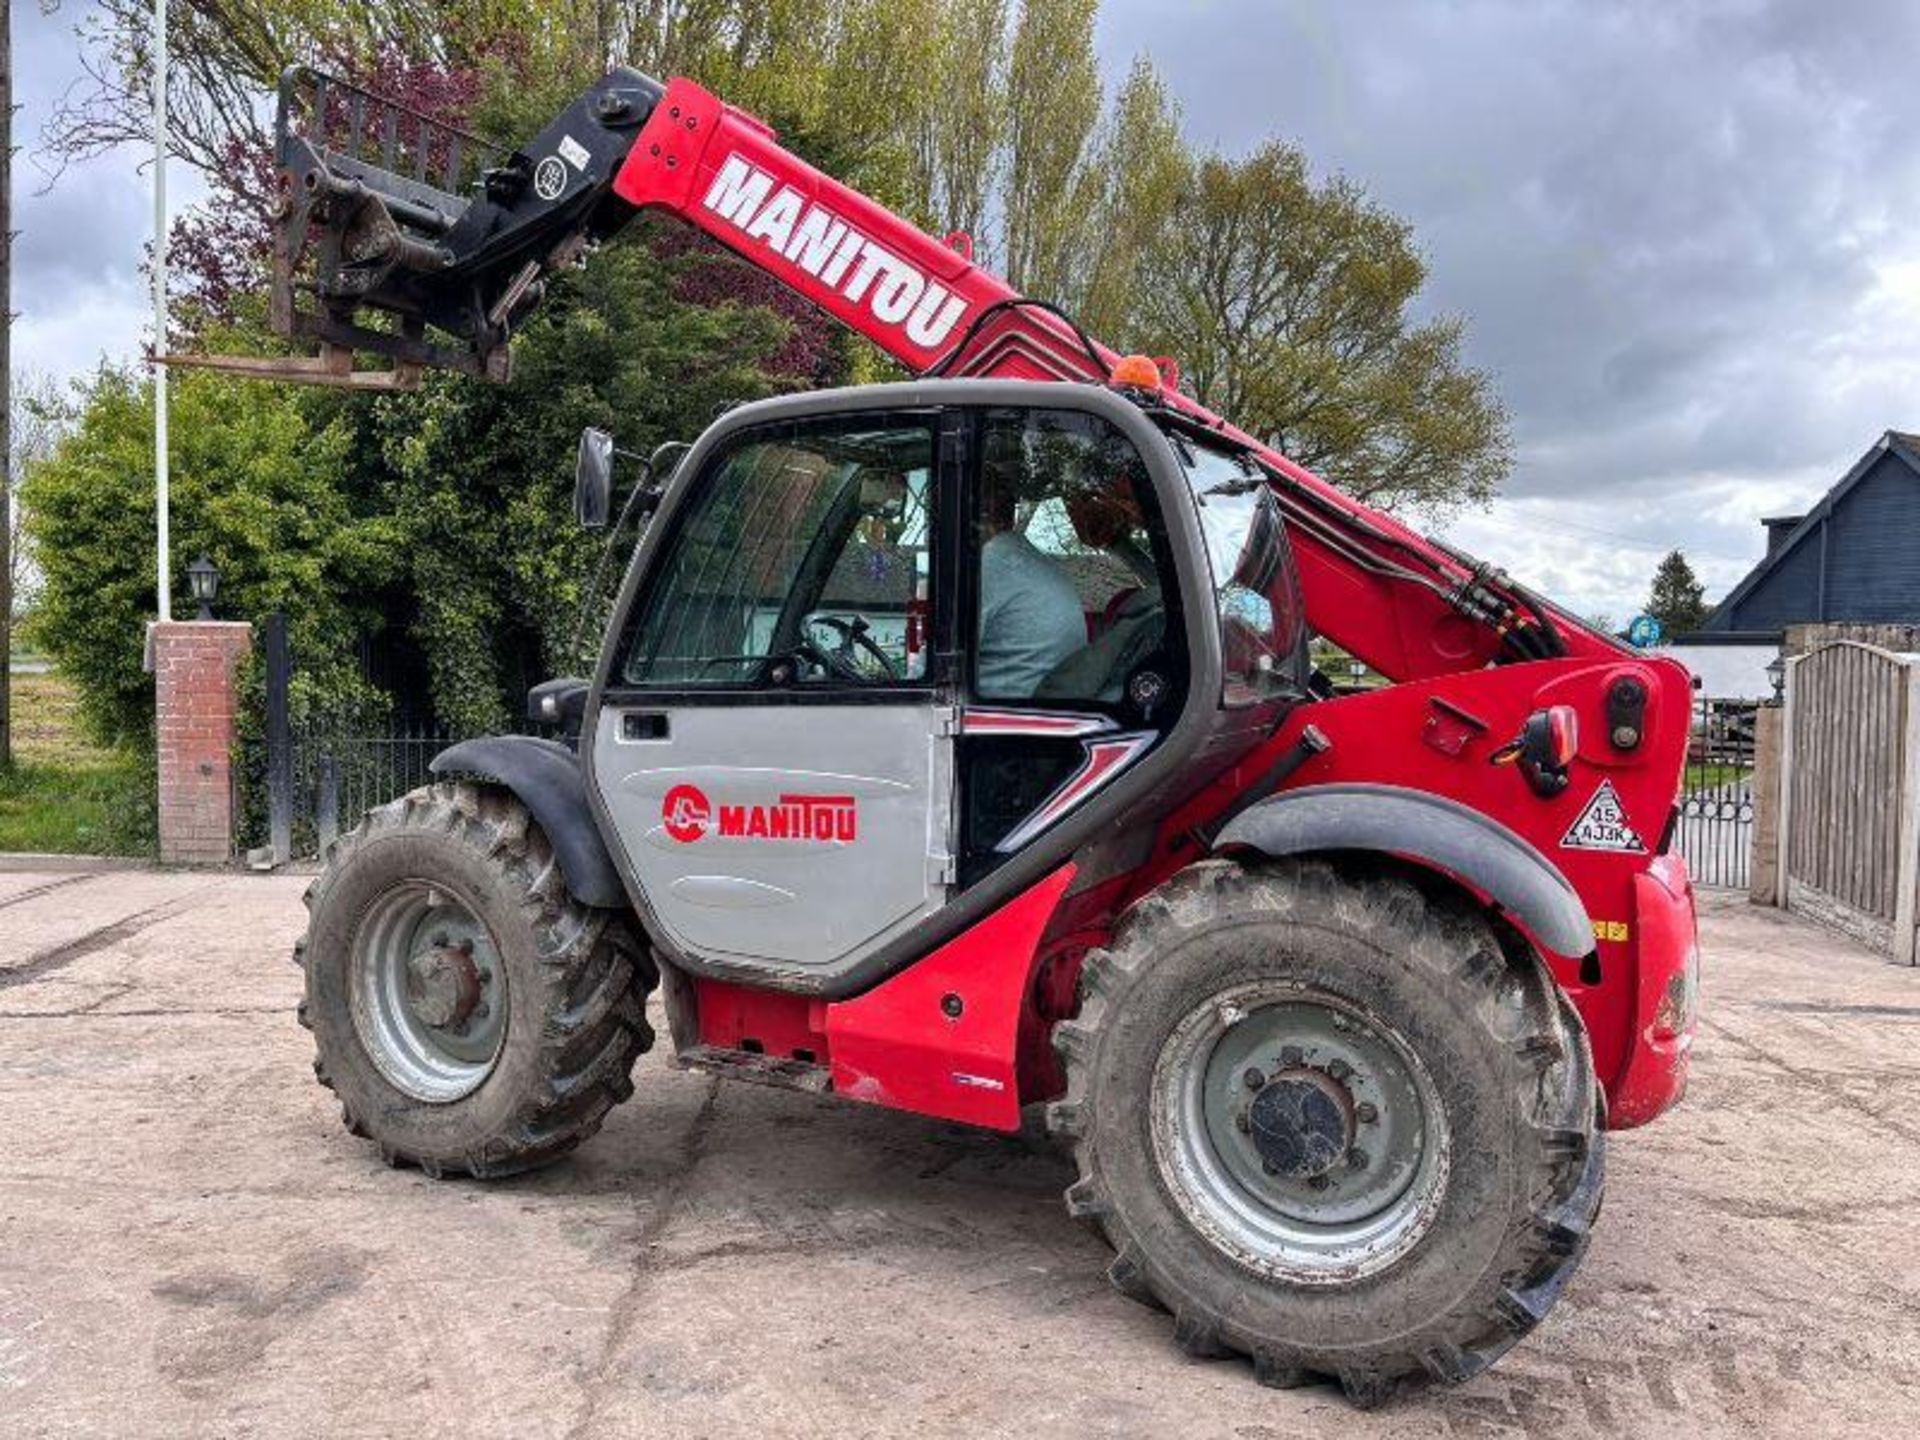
(0, 878, 1916, 1437)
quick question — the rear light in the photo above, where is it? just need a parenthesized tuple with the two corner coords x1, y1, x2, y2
(1545, 704, 1578, 767)
(1491, 704, 1578, 798)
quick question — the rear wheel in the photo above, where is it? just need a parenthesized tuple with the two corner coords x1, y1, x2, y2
(1050, 859, 1602, 1406)
(297, 782, 656, 1178)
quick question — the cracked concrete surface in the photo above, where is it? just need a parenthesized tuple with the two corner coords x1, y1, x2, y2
(2, 873, 1918, 1437)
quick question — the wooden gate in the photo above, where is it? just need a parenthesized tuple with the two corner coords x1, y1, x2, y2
(1777, 640, 1920, 960)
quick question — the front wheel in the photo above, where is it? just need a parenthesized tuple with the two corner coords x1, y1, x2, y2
(296, 782, 656, 1178)
(1050, 859, 1602, 1406)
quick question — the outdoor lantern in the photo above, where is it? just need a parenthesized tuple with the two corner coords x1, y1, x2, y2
(187, 554, 220, 621)
(1766, 653, 1786, 702)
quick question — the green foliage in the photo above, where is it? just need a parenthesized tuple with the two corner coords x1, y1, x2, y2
(1128, 142, 1510, 516)
(35, 0, 1519, 751)
(0, 751, 157, 856)
(1003, 0, 1103, 294)
(1646, 549, 1709, 637)
(25, 228, 814, 746)
(364, 234, 806, 732)
(21, 365, 388, 745)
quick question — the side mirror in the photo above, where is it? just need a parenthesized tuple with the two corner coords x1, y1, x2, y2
(528, 677, 590, 737)
(574, 427, 616, 529)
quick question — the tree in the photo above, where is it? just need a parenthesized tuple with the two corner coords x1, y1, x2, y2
(33, 0, 1517, 749)
(8, 373, 70, 626)
(21, 365, 387, 744)
(1001, 0, 1101, 297)
(1128, 142, 1510, 516)
(1071, 57, 1188, 338)
(1645, 550, 1708, 638)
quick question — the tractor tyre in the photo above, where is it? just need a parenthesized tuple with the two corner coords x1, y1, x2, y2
(296, 781, 655, 1178)
(1049, 858, 1603, 1407)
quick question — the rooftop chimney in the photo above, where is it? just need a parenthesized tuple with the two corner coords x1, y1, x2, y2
(1761, 515, 1804, 557)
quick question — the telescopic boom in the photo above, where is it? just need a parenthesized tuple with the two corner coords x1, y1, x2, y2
(177, 64, 1623, 681)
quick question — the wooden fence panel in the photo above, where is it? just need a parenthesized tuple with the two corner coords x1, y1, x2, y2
(1780, 640, 1917, 957)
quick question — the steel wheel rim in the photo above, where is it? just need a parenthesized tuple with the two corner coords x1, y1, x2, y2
(1150, 981, 1450, 1284)
(349, 881, 508, 1103)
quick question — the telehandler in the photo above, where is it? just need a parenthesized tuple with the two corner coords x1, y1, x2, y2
(207, 65, 1699, 1404)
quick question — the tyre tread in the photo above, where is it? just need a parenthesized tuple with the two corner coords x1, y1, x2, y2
(295, 781, 657, 1179)
(1047, 857, 1604, 1404)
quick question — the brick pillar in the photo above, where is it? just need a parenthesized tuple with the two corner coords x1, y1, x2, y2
(151, 621, 253, 865)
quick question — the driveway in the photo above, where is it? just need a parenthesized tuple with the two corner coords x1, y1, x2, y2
(2, 871, 1916, 1437)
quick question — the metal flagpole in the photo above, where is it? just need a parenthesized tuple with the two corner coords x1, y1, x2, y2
(153, 0, 170, 620)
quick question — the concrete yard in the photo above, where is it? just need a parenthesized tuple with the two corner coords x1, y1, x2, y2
(2, 869, 1917, 1438)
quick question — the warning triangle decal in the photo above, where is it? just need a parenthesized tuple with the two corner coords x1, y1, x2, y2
(1561, 780, 1647, 853)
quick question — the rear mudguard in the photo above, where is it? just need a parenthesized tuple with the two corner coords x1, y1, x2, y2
(430, 736, 628, 909)
(1212, 782, 1595, 960)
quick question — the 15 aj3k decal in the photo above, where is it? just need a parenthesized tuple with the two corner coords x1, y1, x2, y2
(1561, 780, 1646, 853)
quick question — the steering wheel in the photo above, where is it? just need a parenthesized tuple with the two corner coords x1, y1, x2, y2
(800, 614, 901, 683)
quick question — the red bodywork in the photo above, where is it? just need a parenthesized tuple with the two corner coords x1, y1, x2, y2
(610, 78, 1698, 1133)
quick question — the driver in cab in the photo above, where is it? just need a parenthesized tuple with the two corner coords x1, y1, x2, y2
(976, 445, 1085, 700)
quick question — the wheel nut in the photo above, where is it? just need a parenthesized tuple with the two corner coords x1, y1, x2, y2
(1327, 1058, 1353, 1082)
(1243, 1067, 1266, 1091)
(1262, 1158, 1279, 1176)
(432, 932, 449, 947)
(1236, 1113, 1251, 1134)
(1308, 1174, 1331, 1190)
(1356, 1101, 1379, 1123)
(472, 1001, 490, 1021)
(1279, 1044, 1304, 1067)
(1348, 1148, 1369, 1170)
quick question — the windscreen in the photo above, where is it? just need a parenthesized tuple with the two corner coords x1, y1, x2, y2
(1169, 431, 1308, 705)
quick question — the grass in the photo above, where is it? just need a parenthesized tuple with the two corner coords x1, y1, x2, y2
(1685, 763, 1753, 791)
(0, 672, 157, 856)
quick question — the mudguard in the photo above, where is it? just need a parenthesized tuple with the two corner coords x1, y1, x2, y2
(430, 736, 628, 909)
(1213, 782, 1594, 959)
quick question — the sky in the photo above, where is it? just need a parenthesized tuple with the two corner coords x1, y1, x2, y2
(14, 0, 1920, 622)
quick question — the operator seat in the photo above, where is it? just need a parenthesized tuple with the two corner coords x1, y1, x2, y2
(1036, 588, 1164, 704)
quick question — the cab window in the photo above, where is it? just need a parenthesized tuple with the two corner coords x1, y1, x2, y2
(1169, 433, 1307, 705)
(971, 408, 1180, 708)
(621, 416, 934, 688)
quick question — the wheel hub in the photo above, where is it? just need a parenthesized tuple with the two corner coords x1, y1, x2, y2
(405, 938, 485, 1030)
(349, 883, 508, 1104)
(1248, 1068, 1355, 1179)
(1152, 987, 1451, 1284)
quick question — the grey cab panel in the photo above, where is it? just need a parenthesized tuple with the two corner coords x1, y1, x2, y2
(593, 701, 956, 973)
(581, 380, 1239, 996)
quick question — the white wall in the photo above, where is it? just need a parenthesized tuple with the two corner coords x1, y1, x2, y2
(1661, 642, 1779, 700)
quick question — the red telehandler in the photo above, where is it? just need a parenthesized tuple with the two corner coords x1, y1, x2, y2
(202, 66, 1700, 1405)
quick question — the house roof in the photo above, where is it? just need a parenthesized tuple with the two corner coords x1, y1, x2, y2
(1695, 429, 1920, 632)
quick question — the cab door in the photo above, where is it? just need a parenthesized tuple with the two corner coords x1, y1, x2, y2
(589, 410, 956, 980)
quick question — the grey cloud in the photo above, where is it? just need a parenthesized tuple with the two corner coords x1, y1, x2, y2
(1097, 1, 1920, 611)
(8, 1, 1911, 619)
(11, 0, 206, 381)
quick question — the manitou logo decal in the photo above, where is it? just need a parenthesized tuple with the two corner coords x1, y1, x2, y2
(702, 154, 968, 350)
(661, 784, 858, 844)
(661, 784, 713, 843)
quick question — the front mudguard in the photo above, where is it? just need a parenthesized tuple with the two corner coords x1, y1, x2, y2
(430, 735, 628, 909)
(1213, 782, 1595, 960)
